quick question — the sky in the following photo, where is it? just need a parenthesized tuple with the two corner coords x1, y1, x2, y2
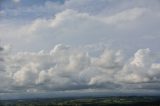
(0, 0, 160, 98)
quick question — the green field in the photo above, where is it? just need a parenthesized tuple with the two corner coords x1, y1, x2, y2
(0, 96, 160, 106)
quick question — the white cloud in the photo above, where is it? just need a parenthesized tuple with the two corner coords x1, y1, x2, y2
(0, 44, 160, 93)
(104, 8, 146, 24)
(27, 8, 146, 35)
(1, 5, 160, 52)
(116, 48, 160, 84)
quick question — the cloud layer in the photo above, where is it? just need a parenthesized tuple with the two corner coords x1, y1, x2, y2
(0, 44, 160, 93)
(0, 0, 160, 52)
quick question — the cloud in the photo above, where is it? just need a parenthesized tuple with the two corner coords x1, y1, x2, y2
(103, 8, 146, 24)
(0, 0, 160, 95)
(116, 48, 160, 85)
(28, 7, 145, 33)
(1, 3, 160, 52)
(3, 6, 157, 52)
(0, 10, 5, 16)
(0, 44, 159, 93)
(12, 0, 20, 3)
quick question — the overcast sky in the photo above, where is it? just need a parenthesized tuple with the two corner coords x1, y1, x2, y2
(0, 0, 160, 98)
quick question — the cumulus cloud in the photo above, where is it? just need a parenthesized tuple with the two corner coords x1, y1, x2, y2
(0, 44, 159, 93)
